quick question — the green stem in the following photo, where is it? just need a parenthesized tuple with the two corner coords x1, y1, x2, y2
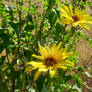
(0, 73, 3, 92)
(38, 0, 52, 43)
(16, 0, 24, 57)
(10, 71, 16, 92)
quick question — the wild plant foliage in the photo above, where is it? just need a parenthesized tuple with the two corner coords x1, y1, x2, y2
(0, 0, 92, 92)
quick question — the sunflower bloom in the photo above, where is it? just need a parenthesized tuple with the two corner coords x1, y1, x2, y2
(60, 4, 92, 30)
(25, 42, 74, 81)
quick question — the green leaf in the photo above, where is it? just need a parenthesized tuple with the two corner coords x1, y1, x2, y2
(76, 76, 82, 88)
(0, 33, 9, 52)
(47, 8, 58, 28)
(88, 39, 92, 48)
(73, 74, 82, 88)
(9, 22, 18, 34)
(73, 0, 78, 4)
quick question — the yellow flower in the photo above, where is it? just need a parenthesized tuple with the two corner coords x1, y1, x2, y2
(60, 4, 92, 30)
(25, 42, 74, 81)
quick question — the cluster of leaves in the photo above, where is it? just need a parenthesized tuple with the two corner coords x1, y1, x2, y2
(0, 0, 92, 92)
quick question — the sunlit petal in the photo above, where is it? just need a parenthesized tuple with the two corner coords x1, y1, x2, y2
(74, 7, 79, 15)
(57, 65, 67, 70)
(69, 4, 73, 15)
(39, 44, 48, 57)
(79, 24, 90, 31)
(34, 70, 41, 81)
(32, 54, 44, 60)
(30, 61, 43, 67)
(25, 66, 38, 72)
(49, 69, 56, 78)
(60, 60, 74, 66)
(63, 4, 70, 15)
(62, 18, 72, 24)
(57, 41, 62, 50)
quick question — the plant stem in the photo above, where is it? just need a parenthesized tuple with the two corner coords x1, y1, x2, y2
(39, 0, 52, 43)
(16, 0, 24, 57)
(10, 71, 16, 92)
(0, 74, 3, 92)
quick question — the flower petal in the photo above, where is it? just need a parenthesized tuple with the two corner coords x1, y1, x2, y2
(25, 66, 37, 72)
(74, 7, 79, 15)
(69, 4, 73, 15)
(57, 65, 67, 70)
(60, 60, 74, 66)
(49, 69, 56, 78)
(39, 67, 48, 72)
(78, 10, 86, 16)
(34, 70, 41, 81)
(79, 23, 90, 30)
(87, 21, 92, 24)
(62, 18, 72, 24)
(39, 44, 48, 57)
(29, 61, 43, 67)
(62, 52, 73, 59)
(57, 41, 62, 50)
(63, 4, 70, 15)
(61, 14, 73, 21)
(32, 54, 44, 60)
(60, 8, 68, 15)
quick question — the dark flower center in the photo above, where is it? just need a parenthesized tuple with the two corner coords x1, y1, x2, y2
(44, 57, 57, 67)
(72, 15, 80, 22)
